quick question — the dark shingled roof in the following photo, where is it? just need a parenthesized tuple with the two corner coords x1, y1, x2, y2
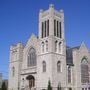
(66, 46, 80, 66)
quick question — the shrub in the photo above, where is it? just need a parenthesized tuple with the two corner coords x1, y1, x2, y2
(47, 80, 52, 90)
(1, 82, 7, 90)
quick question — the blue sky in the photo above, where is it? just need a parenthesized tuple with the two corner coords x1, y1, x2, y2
(0, 0, 90, 79)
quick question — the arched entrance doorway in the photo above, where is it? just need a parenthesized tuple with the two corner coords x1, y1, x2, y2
(26, 75, 35, 90)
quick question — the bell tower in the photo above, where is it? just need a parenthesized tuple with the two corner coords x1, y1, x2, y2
(38, 4, 65, 54)
(39, 4, 65, 39)
(37, 4, 67, 90)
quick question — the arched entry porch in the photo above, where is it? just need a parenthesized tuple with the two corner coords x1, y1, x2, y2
(26, 75, 35, 90)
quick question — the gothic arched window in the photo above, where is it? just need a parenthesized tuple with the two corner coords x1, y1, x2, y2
(42, 61, 46, 72)
(57, 21, 59, 37)
(27, 47, 36, 67)
(59, 42, 62, 53)
(55, 41, 58, 52)
(81, 57, 89, 84)
(47, 20, 49, 36)
(42, 22, 44, 38)
(46, 41, 48, 52)
(59, 22, 62, 38)
(54, 19, 56, 36)
(45, 21, 46, 37)
(68, 66, 71, 83)
(42, 42, 44, 53)
(57, 61, 61, 72)
(12, 66, 15, 77)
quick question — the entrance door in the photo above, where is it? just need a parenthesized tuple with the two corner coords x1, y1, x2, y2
(26, 75, 35, 90)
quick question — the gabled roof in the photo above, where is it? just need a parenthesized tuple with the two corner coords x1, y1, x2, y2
(25, 33, 38, 48)
(66, 42, 90, 66)
(66, 46, 80, 66)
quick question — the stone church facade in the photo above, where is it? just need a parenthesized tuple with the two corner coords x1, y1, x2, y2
(8, 4, 90, 90)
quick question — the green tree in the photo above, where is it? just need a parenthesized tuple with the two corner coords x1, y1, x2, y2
(47, 80, 52, 90)
(1, 82, 7, 90)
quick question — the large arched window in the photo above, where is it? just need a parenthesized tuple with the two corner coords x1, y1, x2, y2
(42, 61, 46, 72)
(81, 57, 89, 84)
(12, 66, 15, 77)
(57, 61, 61, 72)
(27, 47, 36, 67)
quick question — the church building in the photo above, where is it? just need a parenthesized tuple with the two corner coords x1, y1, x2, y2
(8, 4, 90, 90)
